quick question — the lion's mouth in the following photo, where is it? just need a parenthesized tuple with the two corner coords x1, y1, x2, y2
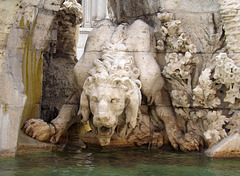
(100, 126, 112, 133)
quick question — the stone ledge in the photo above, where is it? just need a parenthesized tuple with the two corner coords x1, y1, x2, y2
(17, 131, 63, 155)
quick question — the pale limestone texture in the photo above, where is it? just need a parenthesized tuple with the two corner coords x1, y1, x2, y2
(0, 0, 26, 158)
(23, 0, 240, 157)
(203, 0, 240, 157)
(24, 20, 203, 152)
(41, 0, 83, 121)
(157, 11, 240, 157)
(2, 0, 240, 158)
(0, 0, 83, 158)
(218, 0, 240, 66)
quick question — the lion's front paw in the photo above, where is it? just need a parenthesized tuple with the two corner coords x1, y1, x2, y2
(23, 119, 55, 142)
(169, 131, 204, 152)
(50, 130, 69, 144)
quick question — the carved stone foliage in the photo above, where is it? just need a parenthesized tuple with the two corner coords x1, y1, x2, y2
(157, 12, 236, 150)
(157, 10, 240, 156)
(214, 53, 240, 107)
(204, 0, 240, 156)
(193, 68, 221, 108)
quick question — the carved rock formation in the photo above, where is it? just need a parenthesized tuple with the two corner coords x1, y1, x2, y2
(218, 0, 240, 66)
(158, 12, 239, 154)
(203, 0, 240, 157)
(2, 0, 240, 158)
(0, 0, 83, 158)
(23, 7, 240, 156)
(23, 19, 203, 152)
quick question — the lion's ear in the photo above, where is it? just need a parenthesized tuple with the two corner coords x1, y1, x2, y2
(78, 90, 90, 125)
(117, 83, 141, 138)
(125, 87, 141, 129)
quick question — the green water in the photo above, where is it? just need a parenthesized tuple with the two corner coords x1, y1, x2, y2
(0, 148, 240, 176)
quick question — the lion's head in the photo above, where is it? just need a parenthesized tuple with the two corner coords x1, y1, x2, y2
(78, 43, 142, 146)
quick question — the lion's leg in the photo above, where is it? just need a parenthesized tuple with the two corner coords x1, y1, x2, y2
(154, 91, 203, 151)
(23, 91, 80, 143)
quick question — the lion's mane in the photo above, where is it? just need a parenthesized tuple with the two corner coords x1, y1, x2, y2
(80, 41, 142, 135)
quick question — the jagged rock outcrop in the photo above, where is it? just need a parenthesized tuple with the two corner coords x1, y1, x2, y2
(218, 0, 240, 66)
(1, 0, 240, 158)
(0, 0, 83, 158)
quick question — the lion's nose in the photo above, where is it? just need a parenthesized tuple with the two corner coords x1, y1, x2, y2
(97, 115, 109, 122)
(95, 115, 110, 125)
(94, 100, 116, 126)
(94, 114, 116, 127)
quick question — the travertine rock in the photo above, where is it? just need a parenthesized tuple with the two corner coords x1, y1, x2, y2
(158, 12, 232, 152)
(56, 0, 83, 56)
(108, 0, 219, 23)
(22, 0, 240, 156)
(2, 0, 240, 158)
(0, 0, 26, 158)
(193, 68, 220, 108)
(205, 131, 240, 157)
(218, 0, 240, 66)
(23, 19, 200, 151)
(41, 0, 83, 121)
(0, 0, 83, 158)
(214, 53, 240, 107)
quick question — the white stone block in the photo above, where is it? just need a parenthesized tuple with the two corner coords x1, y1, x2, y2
(161, 0, 219, 13)
(174, 12, 221, 53)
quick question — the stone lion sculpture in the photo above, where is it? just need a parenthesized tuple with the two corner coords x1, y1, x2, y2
(23, 20, 201, 151)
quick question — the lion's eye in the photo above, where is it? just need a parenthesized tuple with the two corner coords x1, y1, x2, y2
(111, 98, 119, 104)
(92, 96, 98, 102)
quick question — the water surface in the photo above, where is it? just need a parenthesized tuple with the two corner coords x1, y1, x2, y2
(0, 147, 240, 176)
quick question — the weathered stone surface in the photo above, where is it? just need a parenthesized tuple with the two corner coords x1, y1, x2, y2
(21, 0, 43, 7)
(173, 12, 223, 54)
(41, 54, 77, 122)
(108, 0, 160, 23)
(108, 0, 160, 24)
(74, 51, 101, 88)
(56, 0, 83, 56)
(0, 0, 75, 158)
(0, 0, 24, 157)
(125, 20, 155, 52)
(108, 0, 219, 23)
(84, 20, 115, 52)
(32, 13, 55, 49)
(24, 20, 202, 152)
(44, 0, 62, 11)
(2, 0, 240, 158)
(218, 0, 240, 66)
(17, 131, 59, 155)
(0, 73, 26, 157)
(160, 0, 219, 12)
(205, 131, 240, 157)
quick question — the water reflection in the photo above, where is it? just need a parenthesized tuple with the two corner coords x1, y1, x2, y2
(0, 147, 240, 176)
